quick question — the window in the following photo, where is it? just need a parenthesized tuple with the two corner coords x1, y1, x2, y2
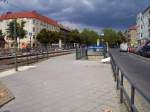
(33, 35, 35, 39)
(50, 25, 52, 30)
(149, 29, 150, 37)
(141, 33, 143, 37)
(33, 19, 36, 24)
(33, 43, 36, 47)
(36, 21, 39, 25)
(149, 19, 150, 26)
(11, 43, 14, 47)
(33, 27, 35, 32)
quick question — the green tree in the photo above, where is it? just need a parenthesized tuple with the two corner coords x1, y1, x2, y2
(103, 28, 118, 46)
(68, 29, 81, 44)
(6, 20, 16, 39)
(37, 29, 50, 45)
(57, 32, 64, 42)
(0, 30, 3, 37)
(0, 30, 5, 48)
(6, 20, 26, 48)
(0, 30, 4, 39)
(49, 31, 64, 44)
(103, 28, 128, 47)
(6, 20, 26, 39)
(80, 28, 99, 45)
(117, 31, 127, 44)
(18, 20, 27, 39)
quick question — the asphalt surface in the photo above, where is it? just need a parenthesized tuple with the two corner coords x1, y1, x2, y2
(110, 49, 150, 102)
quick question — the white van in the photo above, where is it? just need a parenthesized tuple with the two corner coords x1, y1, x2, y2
(120, 43, 128, 52)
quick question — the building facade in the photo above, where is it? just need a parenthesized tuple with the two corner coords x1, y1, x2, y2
(0, 11, 60, 48)
(137, 6, 150, 45)
(127, 25, 138, 47)
(59, 24, 71, 48)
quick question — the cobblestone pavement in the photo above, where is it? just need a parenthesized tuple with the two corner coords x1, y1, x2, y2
(1, 54, 127, 112)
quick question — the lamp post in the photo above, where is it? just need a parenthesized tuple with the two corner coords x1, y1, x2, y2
(100, 33, 104, 43)
(100, 33, 108, 58)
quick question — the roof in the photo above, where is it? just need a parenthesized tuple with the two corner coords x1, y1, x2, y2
(128, 25, 138, 30)
(0, 11, 59, 27)
(142, 5, 150, 14)
(59, 24, 71, 32)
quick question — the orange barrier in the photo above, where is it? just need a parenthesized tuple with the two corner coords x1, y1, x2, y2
(128, 47, 135, 53)
(22, 43, 27, 49)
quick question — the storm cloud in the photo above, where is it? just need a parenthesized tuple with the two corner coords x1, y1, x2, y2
(0, 0, 150, 30)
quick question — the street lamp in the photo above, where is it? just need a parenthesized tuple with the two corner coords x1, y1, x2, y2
(100, 33, 104, 44)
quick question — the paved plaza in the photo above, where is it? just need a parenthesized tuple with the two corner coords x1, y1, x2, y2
(0, 54, 127, 112)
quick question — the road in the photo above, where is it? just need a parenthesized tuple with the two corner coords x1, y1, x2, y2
(1, 54, 127, 112)
(110, 49, 150, 102)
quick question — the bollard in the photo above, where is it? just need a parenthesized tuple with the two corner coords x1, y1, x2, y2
(36, 52, 39, 62)
(86, 49, 88, 60)
(76, 48, 79, 60)
(46, 51, 49, 59)
(14, 49, 18, 71)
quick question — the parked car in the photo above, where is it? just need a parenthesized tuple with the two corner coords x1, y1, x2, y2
(120, 42, 128, 52)
(135, 41, 150, 57)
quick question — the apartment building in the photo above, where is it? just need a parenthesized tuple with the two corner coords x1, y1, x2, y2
(137, 6, 150, 45)
(127, 25, 138, 47)
(0, 11, 60, 48)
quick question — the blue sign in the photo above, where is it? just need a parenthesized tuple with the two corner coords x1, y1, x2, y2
(88, 46, 104, 49)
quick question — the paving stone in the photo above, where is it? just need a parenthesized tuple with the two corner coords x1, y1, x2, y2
(1, 54, 127, 112)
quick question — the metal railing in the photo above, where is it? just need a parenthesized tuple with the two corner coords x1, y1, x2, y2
(76, 47, 108, 60)
(0, 49, 72, 72)
(76, 48, 88, 60)
(110, 52, 150, 112)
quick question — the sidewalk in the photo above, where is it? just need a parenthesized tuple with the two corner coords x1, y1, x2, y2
(1, 54, 127, 112)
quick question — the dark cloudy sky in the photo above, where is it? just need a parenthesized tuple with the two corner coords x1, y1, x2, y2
(0, 0, 150, 31)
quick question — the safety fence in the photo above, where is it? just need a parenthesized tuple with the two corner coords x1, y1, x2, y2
(76, 46, 107, 60)
(0, 49, 72, 72)
(110, 50, 150, 112)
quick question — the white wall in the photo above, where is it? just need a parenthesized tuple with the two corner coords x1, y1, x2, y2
(137, 9, 150, 43)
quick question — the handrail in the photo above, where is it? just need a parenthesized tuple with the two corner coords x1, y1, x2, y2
(0, 50, 70, 60)
(109, 49, 150, 112)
